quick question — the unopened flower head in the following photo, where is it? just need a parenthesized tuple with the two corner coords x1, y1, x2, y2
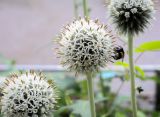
(108, 0, 154, 35)
(1, 71, 58, 117)
(57, 18, 115, 73)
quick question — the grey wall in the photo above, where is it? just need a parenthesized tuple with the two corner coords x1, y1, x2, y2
(0, 0, 159, 65)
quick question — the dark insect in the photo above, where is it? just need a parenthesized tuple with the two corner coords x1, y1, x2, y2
(112, 46, 125, 61)
(137, 86, 144, 94)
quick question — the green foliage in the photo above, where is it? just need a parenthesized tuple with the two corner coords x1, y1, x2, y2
(0, 65, 159, 117)
(115, 61, 145, 80)
(115, 112, 126, 117)
(146, 76, 160, 84)
(0, 54, 17, 76)
(115, 61, 129, 67)
(135, 40, 160, 52)
(46, 71, 124, 117)
(66, 100, 91, 117)
(134, 66, 145, 80)
(0, 70, 159, 117)
(137, 111, 146, 117)
(0, 54, 16, 65)
(151, 111, 160, 117)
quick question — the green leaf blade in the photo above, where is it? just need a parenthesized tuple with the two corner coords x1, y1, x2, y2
(135, 40, 160, 53)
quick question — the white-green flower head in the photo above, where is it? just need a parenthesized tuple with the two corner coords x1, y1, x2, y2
(57, 18, 115, 73)
(1, 71, 58, 117)
(108, 0, 154, 35)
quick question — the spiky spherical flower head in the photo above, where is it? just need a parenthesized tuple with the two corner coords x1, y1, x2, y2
(108, 0, 154, 35)
(1, 71, 58, 117)
(57, 18, 115, 73)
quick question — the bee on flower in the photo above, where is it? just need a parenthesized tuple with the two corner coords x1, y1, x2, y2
(57, 17, 117, 74)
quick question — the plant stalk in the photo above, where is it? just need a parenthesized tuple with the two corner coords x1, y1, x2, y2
(128, 34, 137, 117)
(73, 0, 78, 18)
(83, 0, 89, 18)
(86, 73, 96, 117)
(83, 0, 96, 116)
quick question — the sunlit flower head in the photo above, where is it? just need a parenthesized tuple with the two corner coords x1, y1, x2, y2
(57, 18, 116, 73)
(108, 0, 154, 35)
(1, 71, 58, 117)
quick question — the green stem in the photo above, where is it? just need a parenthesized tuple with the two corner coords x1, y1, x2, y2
(83, 0, 89, 18)
(82, 0, 95, 116)
(83, 0, 96, 116)
(86, 73, 96, 117)
(128, 34, 137, 117)
(73, 0, 78, 18)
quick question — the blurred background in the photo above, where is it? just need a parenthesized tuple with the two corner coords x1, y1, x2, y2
(0, 0, 160, 117)
(0, 0, 159, 65)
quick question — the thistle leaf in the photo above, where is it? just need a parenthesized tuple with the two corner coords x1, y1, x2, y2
(135, 40, 160, 52)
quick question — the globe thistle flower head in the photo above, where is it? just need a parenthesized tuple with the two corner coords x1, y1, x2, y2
(108, 0, 154, 35)
(57, 18, 115, 73)
(1, 71, 58, 117)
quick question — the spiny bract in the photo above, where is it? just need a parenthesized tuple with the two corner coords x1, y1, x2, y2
(1, 71, 58, 117)
(108, 0, 154, 35)
(57, 18, 115, 73)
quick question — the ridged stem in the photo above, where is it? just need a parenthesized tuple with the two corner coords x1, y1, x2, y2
(86, 73, 96, 117)
(83, 0, 89, 18)
(128, 34, 137, 117)
(82, 1, 96, 117)
(73, 0, 78, 18)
